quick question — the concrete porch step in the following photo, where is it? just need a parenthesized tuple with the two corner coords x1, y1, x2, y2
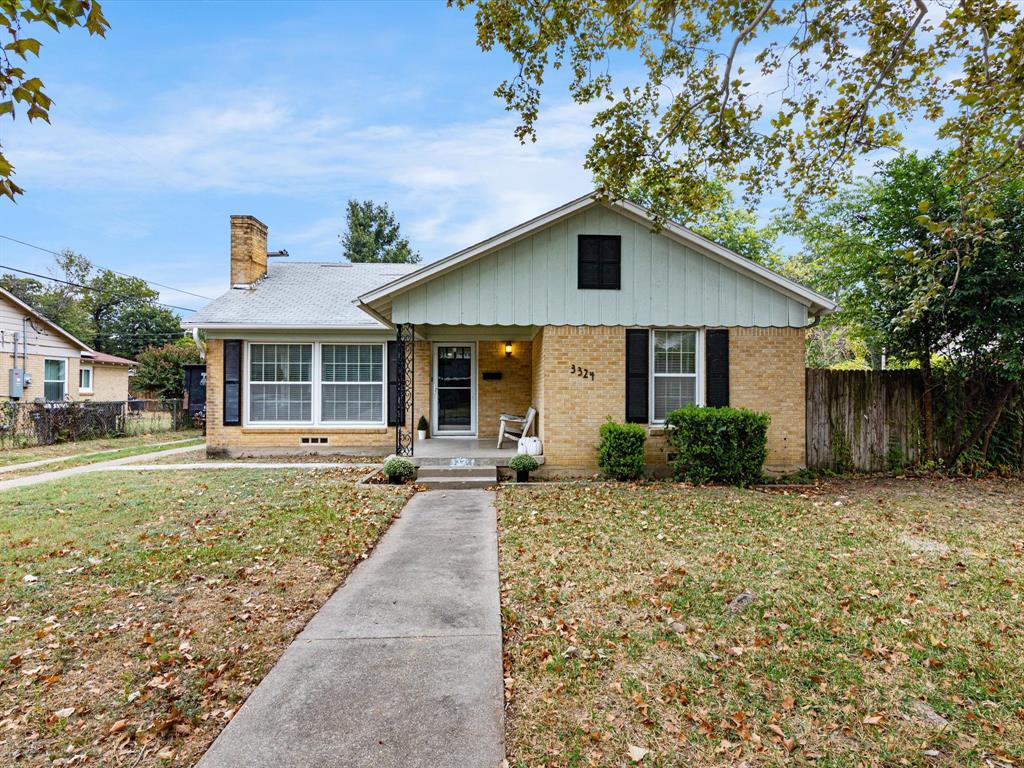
(417, 477, 497, 490)
(416, 466, 498, 479)
(415, 465, 498, 490)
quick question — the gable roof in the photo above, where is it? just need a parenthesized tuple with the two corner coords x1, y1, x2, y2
(357, 192, 837, 318)
(0, 285, 93, 351)
(186, 262, 421, 330)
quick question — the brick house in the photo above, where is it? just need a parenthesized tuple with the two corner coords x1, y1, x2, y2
(1, 286, 136, 403)
(187, 193, 836, 473)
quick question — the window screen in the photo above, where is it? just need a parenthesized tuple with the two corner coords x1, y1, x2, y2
(652, 330, 697, 420)
(321, 344, 384, 423)
(248, 344, 312, 422)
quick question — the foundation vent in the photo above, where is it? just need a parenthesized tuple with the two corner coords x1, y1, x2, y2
(300, 436, 329, 445)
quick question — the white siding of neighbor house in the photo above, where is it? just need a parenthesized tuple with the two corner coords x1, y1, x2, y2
(390, 206, 809, 328)
(0, 294, 83, 357)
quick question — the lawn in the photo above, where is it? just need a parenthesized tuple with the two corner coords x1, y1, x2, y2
(0, 469, 412, 767)
(0, 430, 203, 468)
(498, 479, 1024, 768)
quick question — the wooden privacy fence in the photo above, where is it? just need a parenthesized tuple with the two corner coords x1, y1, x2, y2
(806, 370, 925, 471)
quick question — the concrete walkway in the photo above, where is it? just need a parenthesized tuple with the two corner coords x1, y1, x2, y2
(0, 436, 200, 475)
(197, 490, 505, 768)
(0, 444, 204, 491)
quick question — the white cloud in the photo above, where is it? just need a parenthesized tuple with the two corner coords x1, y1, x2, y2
(8, 88, 596, 262)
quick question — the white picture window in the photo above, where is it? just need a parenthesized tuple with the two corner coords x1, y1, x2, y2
(79, 365, 93, 393)
(44, 359, 67, 401)
(321, 344, 384, 423)
(652, 330, 699, 421)
(248, 344, 312, 422)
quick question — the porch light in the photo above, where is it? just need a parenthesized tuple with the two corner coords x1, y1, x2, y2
(504, 342, 513, 357)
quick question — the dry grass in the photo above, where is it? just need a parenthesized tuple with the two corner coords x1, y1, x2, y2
(498, 478, 1024, 768)
(143, 452, 385, 466)
(0, 468, 412, 767)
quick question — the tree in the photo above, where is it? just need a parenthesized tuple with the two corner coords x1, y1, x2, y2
(455, 0, 1024, 225)
(104, 304, 183, 360)
(628, 180, 782, 266)
(1, 0, 110, 201)
(789, 151, 1024, 462)
(131, 339, 201, 400)
(0, 250, 183, 354)
(341, 199, 420, 263)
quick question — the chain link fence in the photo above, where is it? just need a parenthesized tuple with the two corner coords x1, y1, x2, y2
(0, 399, 190, 449)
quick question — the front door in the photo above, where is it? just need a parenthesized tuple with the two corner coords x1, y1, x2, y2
(434, 343, 475, 435)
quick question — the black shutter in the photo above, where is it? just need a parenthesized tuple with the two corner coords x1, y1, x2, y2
(386, 341, 404, 427)
(625, 329, 649, 423)
(223, 340, 242, 426)
(578, 235, 621, 289)
(705, 329, 729, 407)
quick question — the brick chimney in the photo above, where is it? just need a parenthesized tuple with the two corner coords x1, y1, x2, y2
(230, 215, 268, 286)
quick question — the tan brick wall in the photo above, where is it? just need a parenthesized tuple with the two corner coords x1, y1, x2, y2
(10, 353, 82, 402)
(533, 325, 807, 473)
(476, 340, 532, 439)
(205, 338, 395, 455)
(81, 364, 130, 401)
(729, 327, 806, 470)
(535, 326, 625, 469)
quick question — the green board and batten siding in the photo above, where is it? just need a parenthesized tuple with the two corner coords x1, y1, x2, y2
(390, 206, 809, 328)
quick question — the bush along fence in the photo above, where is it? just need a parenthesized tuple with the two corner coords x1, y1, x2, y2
(806, 369, 1024, 473)
(0, 399, 189, 449)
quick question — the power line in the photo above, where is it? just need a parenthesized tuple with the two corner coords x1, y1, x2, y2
(0, 234, 215, 301)
(0, 263, 198, 313)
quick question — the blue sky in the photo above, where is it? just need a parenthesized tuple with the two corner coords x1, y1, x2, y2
(0, 1, 939, 318)
(0, 1, 603, 316)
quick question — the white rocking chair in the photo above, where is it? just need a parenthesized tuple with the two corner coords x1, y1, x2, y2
(497, 406, 537, 449)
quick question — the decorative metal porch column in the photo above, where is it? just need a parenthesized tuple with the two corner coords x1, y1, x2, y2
(395, 323, 415, 456)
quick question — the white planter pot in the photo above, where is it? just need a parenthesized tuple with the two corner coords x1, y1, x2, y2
(417, 430, 427, 441)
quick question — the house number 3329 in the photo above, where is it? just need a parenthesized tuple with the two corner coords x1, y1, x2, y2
(570, 364, 596, 381)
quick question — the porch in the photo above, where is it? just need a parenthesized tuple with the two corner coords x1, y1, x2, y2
(411, 437, 544, 468)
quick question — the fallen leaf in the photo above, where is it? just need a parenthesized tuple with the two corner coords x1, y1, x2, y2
(54, 707, 75, 719)
(628, 744, 650, 762)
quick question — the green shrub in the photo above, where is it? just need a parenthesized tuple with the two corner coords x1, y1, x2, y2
(666, 406, 770, 486)
(508, 453, 539, 473)
(382, 457, 416, 482)
(597, 420, 647, 480)
(417, 415, 428, 432)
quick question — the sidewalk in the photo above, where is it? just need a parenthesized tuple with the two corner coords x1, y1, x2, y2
(197, 489, 505, 768)
(0, 444, 203, 491)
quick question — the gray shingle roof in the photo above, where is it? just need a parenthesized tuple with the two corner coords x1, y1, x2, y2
(187, 262, 420, 328)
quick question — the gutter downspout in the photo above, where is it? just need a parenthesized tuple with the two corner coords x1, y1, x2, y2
(22, 317, 28, 371)
(192, 328, 206, 362)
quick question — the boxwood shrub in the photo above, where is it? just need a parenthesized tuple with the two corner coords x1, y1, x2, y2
(665, 406, 770, 486)
(597, 420, 647, 480)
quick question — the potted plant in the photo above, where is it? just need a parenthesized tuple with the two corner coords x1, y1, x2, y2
(382, 457, 416, 485)
(508, 453, 539, 483)
(417, 415, 428, 441)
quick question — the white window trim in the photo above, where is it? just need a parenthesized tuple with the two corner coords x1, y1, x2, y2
(650, 328, 704, 424)
(242, 341, 387, 429)
(79, 364, 93, 394)
(43, 358, 68, 401)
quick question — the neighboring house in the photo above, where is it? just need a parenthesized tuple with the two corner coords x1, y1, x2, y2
(0, 286, 136, 403)
(187, 195, 837, 472)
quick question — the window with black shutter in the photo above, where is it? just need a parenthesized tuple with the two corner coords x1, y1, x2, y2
(578, 235, 621, 290)
(222, 340, 242, 426)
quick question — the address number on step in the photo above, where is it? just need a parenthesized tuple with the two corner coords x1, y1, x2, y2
(570, 364, 596, 381)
